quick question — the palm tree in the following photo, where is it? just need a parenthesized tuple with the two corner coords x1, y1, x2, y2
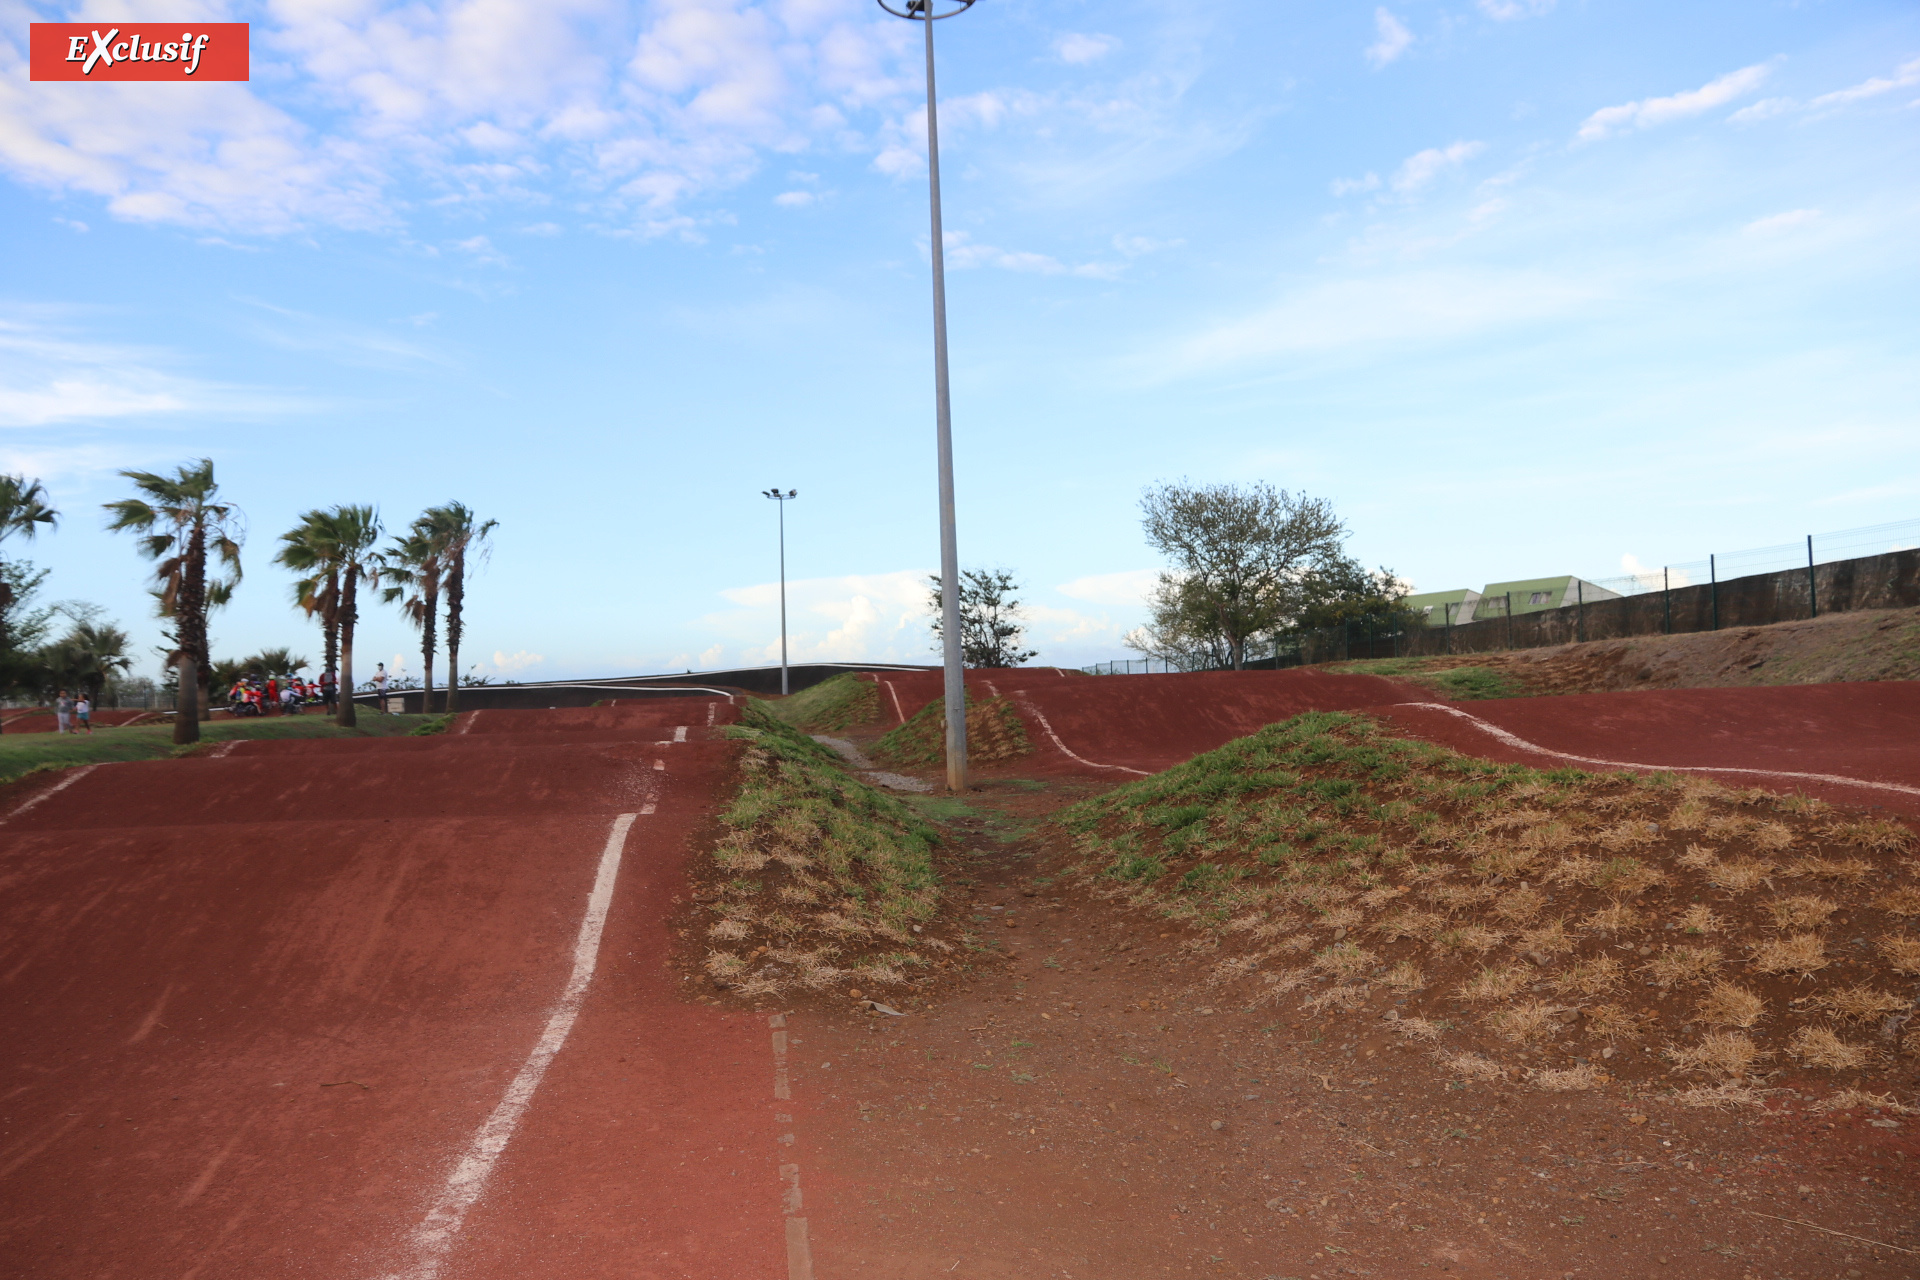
(0, 473, 58, 659)
(425, 502, 497, 713)
(242, 647, 309, 681)
(380, 516, 447, 713)
(327, 505, 383, 728)
(103, 460, 242, 745)
(275, 509, 342, 685)
(46, 620, 133, 705)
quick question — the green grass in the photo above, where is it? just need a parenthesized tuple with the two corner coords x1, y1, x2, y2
(759, 672, 880, 733)
(1327, 655, 1527, 700)
(0, 713, 436, 786)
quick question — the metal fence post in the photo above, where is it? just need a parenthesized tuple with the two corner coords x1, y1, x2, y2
(1576, 578, 1585, 643)
(1444, 601, 1453, 655)
(1807, 534, 1817, 618)
(1506, 592, 1515, 650)
(1710, 554, 1719, 631)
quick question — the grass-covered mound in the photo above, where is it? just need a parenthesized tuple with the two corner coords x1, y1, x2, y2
(1056, 711, 1920, 1107)
(696, 700, 947, 1000)
(871, 693, 1030, 768)
(1327, 656, 1526, 700)
(760, 671, 880, 733)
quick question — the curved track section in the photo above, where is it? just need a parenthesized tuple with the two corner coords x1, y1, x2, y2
(0, 701, 789, 1280)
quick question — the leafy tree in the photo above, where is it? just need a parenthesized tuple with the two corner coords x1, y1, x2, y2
(1129, 481, 1346, 670)
(380, 515, 448, 713)
(0, 561, 54, 700)
(42, 619, 133, 704)
(0, 474, 57, 671)
(325, 506, 384, 728)
(928, 568, 1039, 668)
(425, 502, 496, 713)
(1291, 554, 1420, 634)
(276, 509, 342, 683)
(104, 460, 243, 744)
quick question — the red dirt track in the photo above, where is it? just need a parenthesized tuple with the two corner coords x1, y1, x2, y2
(874, 668, 1920, 813)
(0, 700, 793, 1280)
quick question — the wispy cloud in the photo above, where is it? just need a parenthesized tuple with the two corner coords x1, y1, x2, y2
(944, 231, 1122, 280)
(1365, 9, 1414, 70)
(1810, 56, 1920, 109)
(1055, 33, 1120, 66)
(1392, 141, 1486, 193)
(1477, 0, 1556, 19)
(1744, 208, 1821, 236)
(1057, 569, 1160, 607)
(1577, 64, 1773, 141)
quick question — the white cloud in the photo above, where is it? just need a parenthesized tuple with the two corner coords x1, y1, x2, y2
(1728, 97, 1796, 125)
(1743, 208, 1820, 236)
(1057, 569, 1161, 607)
(1391, 141, 1485, 193)
(1365, 9, 1414, 69)
(1576, 64, 1772, 142)
(1055, 33, 1120, 66)
(1810, 56, 1920, 109)
(490, 649, 546, 673)
(1477, 0, 1555, 19)
(1159, 267, 1607, 373)
(1331, 173, 1381, 197)
(943, 231, 1121, 280)
(0, 312, 292, 429)
(774, 189, 816, 207)
(708, 569, 937, 666)
(1621, 553, 1690, 589)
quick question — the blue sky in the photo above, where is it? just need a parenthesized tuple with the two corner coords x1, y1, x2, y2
(2, 0, 1915, 683)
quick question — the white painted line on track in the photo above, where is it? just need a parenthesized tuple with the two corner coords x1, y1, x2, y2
(674, 725, 688, 742)
(1394, 701, 1920, 799)
(210, 741, 240, 758)
(883, 679, 906, 725)
(0, 764, 98, 826)
(456, 712, 478, 735)
(382, 810, 643, 1280)
(706, 702, 717, 727)
(1013, 694, 1150, 776)
(768, 1014, 812, 1280)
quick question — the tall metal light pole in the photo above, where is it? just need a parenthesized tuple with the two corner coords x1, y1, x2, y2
(763, 488, 798, 695)
(878, 0, 975, 793)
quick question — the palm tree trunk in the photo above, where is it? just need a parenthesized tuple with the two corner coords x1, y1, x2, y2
(323, 566, 339, 681)
(173, 652, 200, 744)
(336, 567, 358, 728)
(179, 522, 213, 720)
(444, 550, 464, 713)
(422, 573, 438, 715)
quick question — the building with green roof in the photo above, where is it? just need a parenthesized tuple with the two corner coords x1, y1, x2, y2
(1474, 575, 1620, 618)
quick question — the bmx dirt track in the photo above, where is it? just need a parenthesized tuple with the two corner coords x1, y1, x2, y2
(5, 673, 1916, 1280)
(0, 701, 794, 1280)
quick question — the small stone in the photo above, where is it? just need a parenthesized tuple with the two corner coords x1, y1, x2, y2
(1264, 1196, 1284, 1211)
(1628, 1114, 1649, 1125)
(1211, 1120, 1224, 1131)
(1602, 1046, 1615, 1060)
(848, 988, 864, 1000)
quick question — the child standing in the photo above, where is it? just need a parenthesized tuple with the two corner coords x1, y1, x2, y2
(54, 689, 72, 734)
(74, 694, 92, 734)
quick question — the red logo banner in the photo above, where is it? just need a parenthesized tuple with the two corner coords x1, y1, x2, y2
(29, 23, 249, 81)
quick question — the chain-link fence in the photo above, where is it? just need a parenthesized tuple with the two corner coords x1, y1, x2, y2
(1088, 517, 1920, 673)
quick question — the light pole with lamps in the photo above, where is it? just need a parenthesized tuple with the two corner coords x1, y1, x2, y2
(763, 488, 798, 695)
(877, 0, 975, 793)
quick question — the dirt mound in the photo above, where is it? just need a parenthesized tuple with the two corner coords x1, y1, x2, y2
(1047, 710, 1920, 1106)
(1335, 604, 1920, 697)
(870, 693, 1030, 768)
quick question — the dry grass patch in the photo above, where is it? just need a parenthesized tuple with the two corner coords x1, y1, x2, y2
(1552, 954, 1626, 997)
(1824, 817, 1915, 852)
(1317, 905, 1364, 932)
(1676, 904, 1721, 935)
(1380, 960, 1427, 993)
(1812, 1088, 1916, 1115)
(1668, 1082, 1767, 1110)
(1875, 932, 1920, 975)
(1457, 964, 1530, 1002)
(1707, 859, 1775, 893)
(1696, 981, 1766, 1029)
(1766, 894, 1838, 929)
(1581, 903, 1642, 934)
(1786, 856, 1873, 885)
(1585, 1003, 1650, 1042)
(1676, 843, 1720, 871)
(1667, 799, 1711, 831)
(1439, 1050, 1507, 1082)
(1641, 945, 1723, 987)
(1312, 941, 1378, 980)
(1589, 856, 1668, 897)
(1303, 984, 1371, 1015)
(1390, 1016, 1444, 1041)
(1433, 924, 1508, 954)
(1806, 985, 1910, 1024)
(1749, 932, 1829, 978)
(1485, 1000, 1570, 1044)
(1517, 918, 1577, 956)
(1875, 886, 1920, 918)
(1788, 1026, 1877, 1071)
(1530, 1063, 1604, 1092)
(1372, 909, 1445, 942)
(1666, 1032, 1767, 1077)
(1491, 886, 1546, 923)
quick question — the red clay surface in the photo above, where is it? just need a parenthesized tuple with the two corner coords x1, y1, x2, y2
(0, 699, 798, 1280)
(873, 668, 1920, 814)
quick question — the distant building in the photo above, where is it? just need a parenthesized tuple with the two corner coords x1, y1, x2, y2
(1404, 588, 1482, 627)
(1474, 576, 1621, 618)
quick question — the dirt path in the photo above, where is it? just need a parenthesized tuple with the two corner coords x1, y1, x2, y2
(0, 701, 793, 1280)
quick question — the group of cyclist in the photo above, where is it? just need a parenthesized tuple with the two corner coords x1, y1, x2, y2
(227, 670, 338, 717)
